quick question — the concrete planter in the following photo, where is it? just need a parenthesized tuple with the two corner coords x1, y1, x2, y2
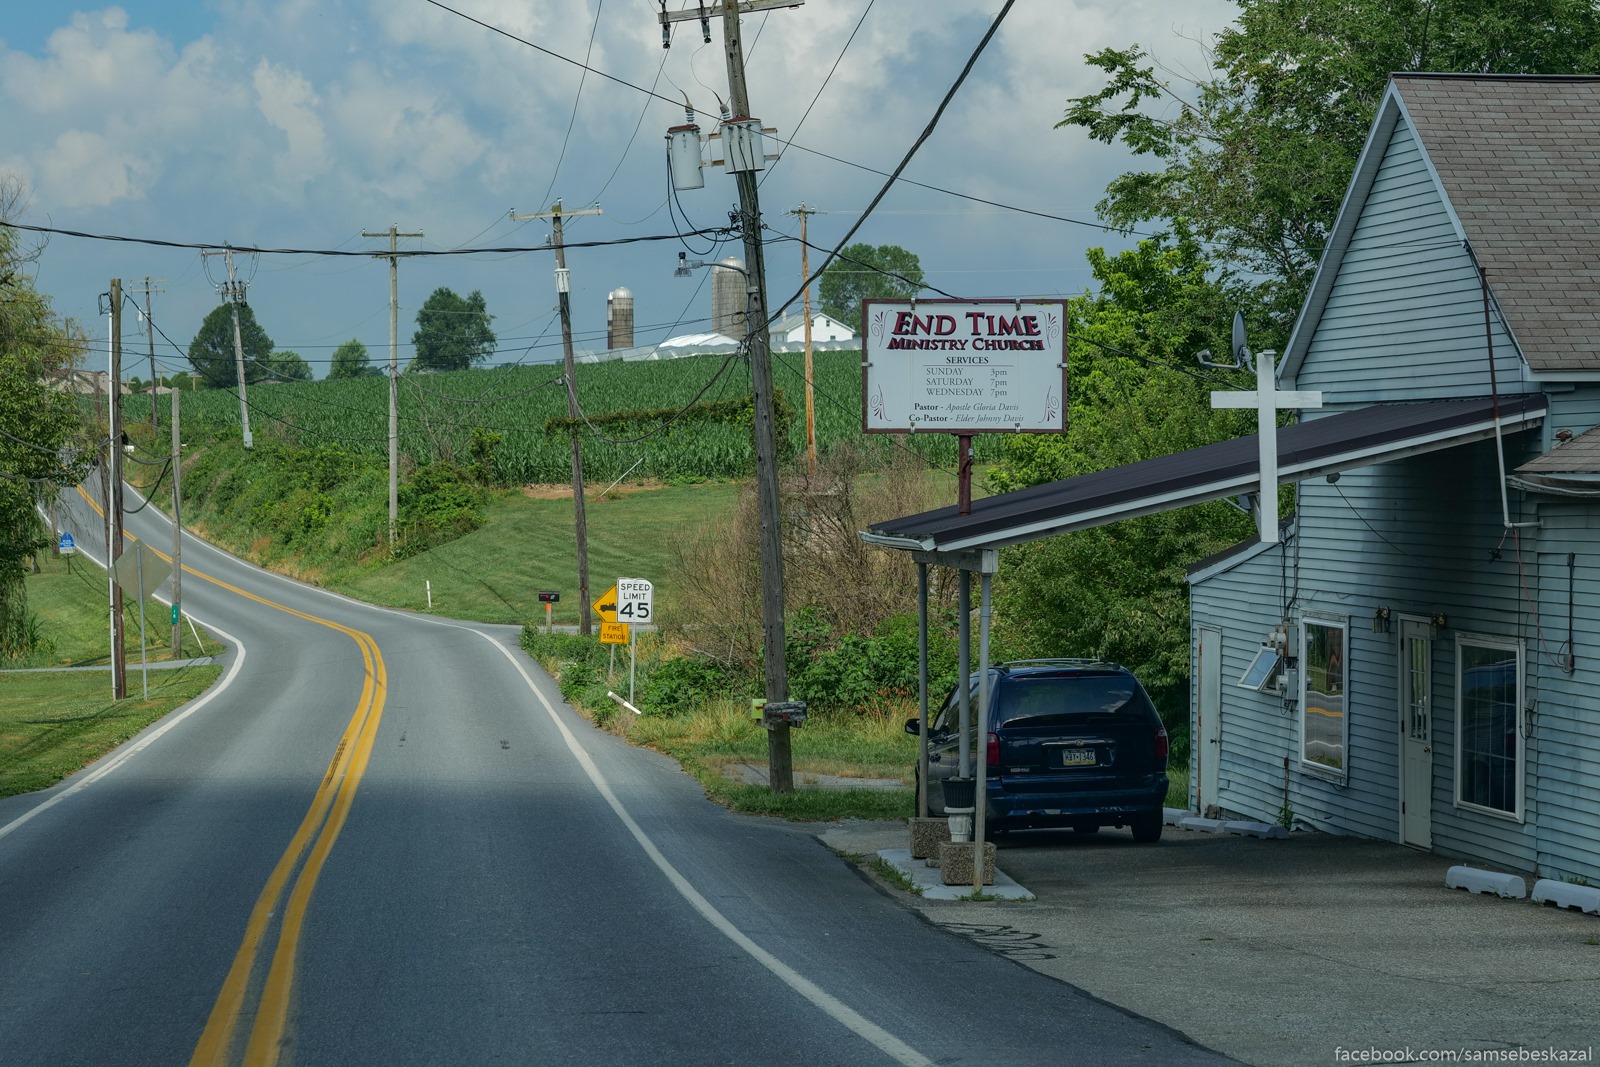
(938, 841, 997, 886)
(908, 817, 950, 860)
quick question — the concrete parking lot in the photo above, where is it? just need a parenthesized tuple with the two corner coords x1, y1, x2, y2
(821, 820, 1600, 1066)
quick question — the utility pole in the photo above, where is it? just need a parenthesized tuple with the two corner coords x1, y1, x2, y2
(788, 204, 818, 475)
(364, 225, 424, 549)
(170, 385, 183, 658)
(108, 280, 127, 700)
(128, 277, 164, 432)
(201, 247, 253, 448)
(510, 200, 602, 635)
(663, 0, 802, 792)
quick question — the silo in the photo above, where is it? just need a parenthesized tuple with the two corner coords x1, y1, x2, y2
(607, 287, 634, 350)
(711, 257, 748, 341)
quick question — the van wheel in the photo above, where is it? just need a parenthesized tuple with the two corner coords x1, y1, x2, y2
(1130, 814, 1163, 844)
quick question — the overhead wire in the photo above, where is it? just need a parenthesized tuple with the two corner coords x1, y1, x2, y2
(764, 0, 1018, 324)
(535, 0, 607, 210)
(0, 220, 733, 257)
(759, 0, 874, 188)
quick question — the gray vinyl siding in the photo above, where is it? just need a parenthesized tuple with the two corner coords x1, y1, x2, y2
(1543, 388, 1600, 442)
(1191, 437, 1550, 869)
(1188, 550, 1297, 824)
(1528, 508, 1600, 883)
(1294, 122, 1529, 406)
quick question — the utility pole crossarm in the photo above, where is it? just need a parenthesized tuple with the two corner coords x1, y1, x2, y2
(659, 0, 801, 24)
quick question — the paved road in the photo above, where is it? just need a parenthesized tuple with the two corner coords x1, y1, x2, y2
(0, 487, 1236, 1067)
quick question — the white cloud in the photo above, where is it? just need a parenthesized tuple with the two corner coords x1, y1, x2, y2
(253, 60, 331, 192)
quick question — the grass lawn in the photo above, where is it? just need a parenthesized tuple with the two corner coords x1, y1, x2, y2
(328, 481, 741, 625)
(22, 553, 213, 668)
(0, 666, 223, 798)
(621, 698, 916, 822)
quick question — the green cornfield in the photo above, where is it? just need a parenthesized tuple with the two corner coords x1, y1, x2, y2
(122, 350, 1006, 483)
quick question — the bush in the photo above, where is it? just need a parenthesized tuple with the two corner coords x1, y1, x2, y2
(638, 654, 737, 717)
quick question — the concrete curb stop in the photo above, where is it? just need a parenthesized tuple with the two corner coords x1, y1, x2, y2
(1445, 865, 1527, 899)
(1531, 879, 1600, 915)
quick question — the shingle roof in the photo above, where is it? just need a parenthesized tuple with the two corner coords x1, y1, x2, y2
(1395, 75, 1600, 373)
(1516, 423, 1600, 475)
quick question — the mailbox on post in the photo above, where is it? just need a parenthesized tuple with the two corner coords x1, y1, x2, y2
(537, 590, 560, 633)
(760, 700, 808, 729)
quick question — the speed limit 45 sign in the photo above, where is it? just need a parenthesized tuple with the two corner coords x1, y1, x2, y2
(616, 578, 653, 623)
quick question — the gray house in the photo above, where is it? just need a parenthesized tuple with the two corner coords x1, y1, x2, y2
(1189, 74, 1600, 882)
(863, 74, 1600, 883)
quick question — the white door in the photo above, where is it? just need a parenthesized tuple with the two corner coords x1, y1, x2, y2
(1196, 627, 1222, 817)
(1400, 618, 1433, 849)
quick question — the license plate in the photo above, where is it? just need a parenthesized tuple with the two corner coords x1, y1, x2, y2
(1058, 748, 1097, 767)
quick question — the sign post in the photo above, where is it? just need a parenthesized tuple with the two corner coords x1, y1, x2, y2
(616, 578, 653, 704)
(113, 543, 171, 701)
(59, 531, 75, 573)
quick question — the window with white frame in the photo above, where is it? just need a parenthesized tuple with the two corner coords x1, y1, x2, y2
(1455, 635, 1523, 819)
(1300, 617, 1348, 778)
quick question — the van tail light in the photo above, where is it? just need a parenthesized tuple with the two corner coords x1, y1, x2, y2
(986, 732, 999, 767)
(1155, 725, 1170, 763)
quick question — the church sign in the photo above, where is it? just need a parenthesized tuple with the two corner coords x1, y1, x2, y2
(860, 299, 1068, 435)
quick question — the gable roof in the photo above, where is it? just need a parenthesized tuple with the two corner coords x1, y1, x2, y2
(861, 395, 1545, 554)
(1284, 75, 1600, 380)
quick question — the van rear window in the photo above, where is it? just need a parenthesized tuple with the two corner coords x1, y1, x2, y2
(994, 675, 1152, 727)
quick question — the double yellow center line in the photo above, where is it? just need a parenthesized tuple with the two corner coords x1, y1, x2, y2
(75, 488, 386, 1066)
(185, 578, 387, 1067)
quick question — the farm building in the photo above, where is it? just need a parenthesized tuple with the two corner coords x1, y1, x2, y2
(863, 74, 1600, 883)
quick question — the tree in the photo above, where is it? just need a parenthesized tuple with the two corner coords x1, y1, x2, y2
(328, 338, 378, 380)
(989, 231, 1255, 721)
(1060, 0, 1600, 339)
(411, 288, 496, 372)
(188, 301, 274, 389)
(266, 350, 312, 382)
(0, 180, 92, 660)
(818, 244, 925, 331)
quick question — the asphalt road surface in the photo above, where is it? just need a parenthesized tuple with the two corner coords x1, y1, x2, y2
(0, 483, 1236, 1067)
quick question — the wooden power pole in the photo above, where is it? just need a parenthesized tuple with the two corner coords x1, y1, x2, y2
(128, 277, 164, 432)
(108, 280, 127, 700)
(200, 247, 252, 449)
(663, 0, 802, 791)
(363, 225, 424, 549)
(170, 385, 183, 658)
(510, 201, 601, 635)
(788, 204, 818, 474)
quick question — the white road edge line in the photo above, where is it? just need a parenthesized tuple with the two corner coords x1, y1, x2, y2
(0, 620, 246, 845)
(470, 629, 935, 1067)
(47, 490, 929, 1062)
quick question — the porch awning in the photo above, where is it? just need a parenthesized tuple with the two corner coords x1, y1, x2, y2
(862, 394, 1547, 554)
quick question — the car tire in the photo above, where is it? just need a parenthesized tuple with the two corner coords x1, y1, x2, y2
(1130, 814, 1163, 844)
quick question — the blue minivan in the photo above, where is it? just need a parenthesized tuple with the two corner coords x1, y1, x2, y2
(908, 660, 1170, 842)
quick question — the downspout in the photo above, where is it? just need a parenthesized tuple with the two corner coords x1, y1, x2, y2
(1475, 255, 1540, 531)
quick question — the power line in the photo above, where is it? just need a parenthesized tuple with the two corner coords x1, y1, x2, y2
(767, 0, 1018, 320)
(536, 0, 607, 210)
(419, 0, 692, 109)
(0, 220, 732, 256)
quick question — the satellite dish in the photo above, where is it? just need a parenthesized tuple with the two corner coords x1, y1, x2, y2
(1232, 310, 1247, 366)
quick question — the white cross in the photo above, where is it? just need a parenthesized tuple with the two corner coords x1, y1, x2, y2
(1210, 313, 1322, 544)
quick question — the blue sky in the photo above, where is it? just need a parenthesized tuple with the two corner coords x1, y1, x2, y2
(2, 2, 1238, 378)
